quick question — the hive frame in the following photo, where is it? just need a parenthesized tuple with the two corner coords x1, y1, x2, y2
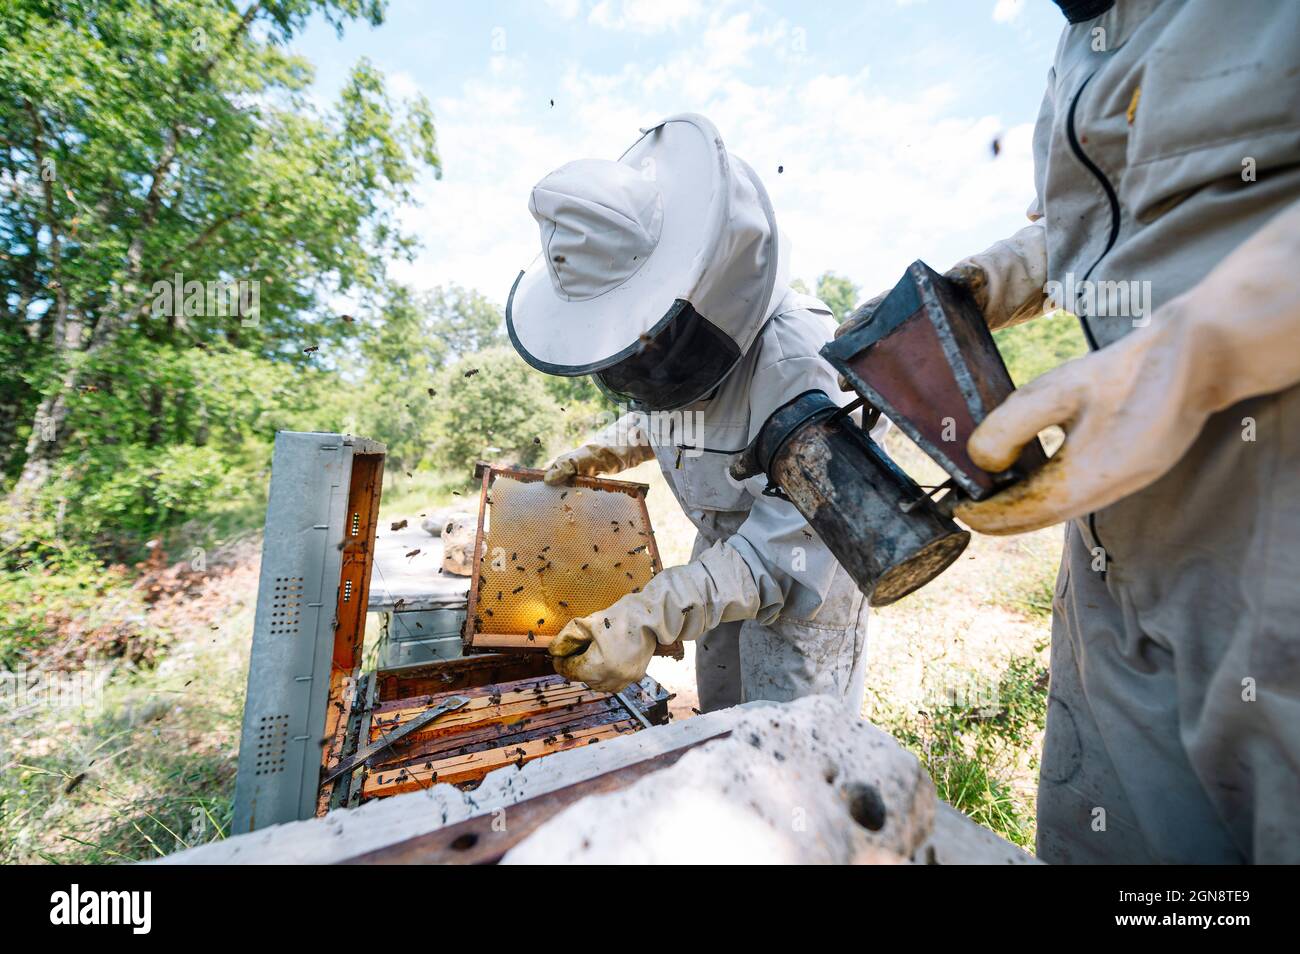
(463, 464, 682, 659)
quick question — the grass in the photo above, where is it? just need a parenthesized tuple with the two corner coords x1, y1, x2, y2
(876, 651, 1049, 847)
(376, 467, 483, 519)
(0, 541, 256, 864)
(856, 427, 1057, 848)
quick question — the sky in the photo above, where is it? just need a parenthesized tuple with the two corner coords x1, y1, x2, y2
(293, 0, 1065, 309)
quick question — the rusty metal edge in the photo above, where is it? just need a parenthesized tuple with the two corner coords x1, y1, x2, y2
(336, 729, 731, 864)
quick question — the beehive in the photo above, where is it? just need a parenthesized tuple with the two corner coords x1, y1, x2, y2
(464, 466, 679, 656)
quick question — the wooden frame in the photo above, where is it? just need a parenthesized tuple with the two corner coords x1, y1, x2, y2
(317, 448, 385, 814)
(462, 464, 681, 659)
(338, 662, 673, 800)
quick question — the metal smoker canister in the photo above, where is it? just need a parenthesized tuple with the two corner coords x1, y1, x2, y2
(731, 390, 969, 607)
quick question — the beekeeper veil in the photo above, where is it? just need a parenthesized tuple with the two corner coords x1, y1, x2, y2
(507, 113, 787, 411)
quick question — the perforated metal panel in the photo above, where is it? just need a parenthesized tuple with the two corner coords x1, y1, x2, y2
(231, 432, 385, 834)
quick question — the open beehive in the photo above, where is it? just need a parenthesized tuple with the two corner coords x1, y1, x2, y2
(235, 442, 676, 828)
(323, 653, 669, 803)
(464, 465, 683, 658)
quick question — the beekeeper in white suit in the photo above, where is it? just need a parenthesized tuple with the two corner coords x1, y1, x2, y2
(839, 0, 1300, 863)
(506, 113, 874, 713)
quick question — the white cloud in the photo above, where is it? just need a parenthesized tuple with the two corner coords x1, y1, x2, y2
(543, 0, 583, 19)
(589, 0, 705, 33)
(403, 5, 1038, 308)
(993, 0, 1026, 23)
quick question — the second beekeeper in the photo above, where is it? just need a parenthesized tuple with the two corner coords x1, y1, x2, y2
(506, 113, 877, 712)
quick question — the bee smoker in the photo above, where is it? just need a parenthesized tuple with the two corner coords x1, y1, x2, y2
(730, 260, 1046, 607)
(730, 390, 969, 607)
(822, 260, 1047, 499)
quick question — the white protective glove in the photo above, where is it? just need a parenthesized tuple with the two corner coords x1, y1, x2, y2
(957, 199, 1300, 535)
(835, 220, 1050, 344)
(544, 411, 656, 486)
(549, 540, 761, 692)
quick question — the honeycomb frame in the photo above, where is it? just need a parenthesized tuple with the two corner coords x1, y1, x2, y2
(463, 464, 683, 659)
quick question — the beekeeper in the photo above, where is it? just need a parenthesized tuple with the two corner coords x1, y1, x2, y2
(837, 0, 1300, 863)
(506, 113, 874, 714)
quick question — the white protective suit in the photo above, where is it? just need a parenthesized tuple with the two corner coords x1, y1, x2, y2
(553, 289, 877, 712)
(508, 115, 873, 713)
(839, 0, 1300, 863)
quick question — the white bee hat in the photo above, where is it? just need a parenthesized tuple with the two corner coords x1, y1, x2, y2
(506, 113, 786, 410)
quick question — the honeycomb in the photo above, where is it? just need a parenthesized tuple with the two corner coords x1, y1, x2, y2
(471, 474, 658, 646)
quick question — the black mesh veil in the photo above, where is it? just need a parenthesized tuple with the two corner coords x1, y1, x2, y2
(593, 300, 742, 411)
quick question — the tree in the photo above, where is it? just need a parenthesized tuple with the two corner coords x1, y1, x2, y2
(356, 284, 505, 473)
(0, 0, 440, 541)
(428, 347, 561, 475)
(423, 284, 505, 361)
(815, 272, 859, 323)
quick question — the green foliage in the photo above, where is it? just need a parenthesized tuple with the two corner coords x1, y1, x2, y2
(25, 338, 354, 555)
(790, 272, 860, 322)
(993, 309, 1088, 387)
(883, 652, 1049, 848)
(815, 271, 859, 323)
(0, 504, 115, 667)
(0, 554, 251, 862)
(0, 0, 438, 548)
(542, 374, 615, 449)
(420, 284, 505, 360)
(355, 284, 504, 473)
(429, 347, 562, 476)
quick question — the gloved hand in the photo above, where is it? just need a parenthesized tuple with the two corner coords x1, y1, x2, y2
(956, 199, 1300, 535)
(549, 540, 761, 692)
(835, 220, 1049, 344)
(544, 411, 655, 485)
